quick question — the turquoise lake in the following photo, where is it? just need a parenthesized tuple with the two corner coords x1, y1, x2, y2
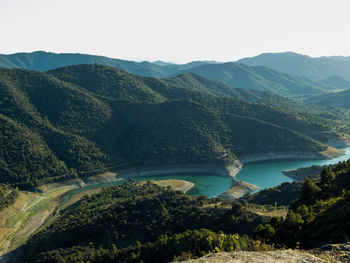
(62, 147, 350, 201)
(236, 147, 350, 191)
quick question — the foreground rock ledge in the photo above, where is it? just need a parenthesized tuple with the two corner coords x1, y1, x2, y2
(175, 250, 326, 263)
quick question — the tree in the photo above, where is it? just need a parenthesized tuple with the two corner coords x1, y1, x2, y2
(300, 178, 321, 201)
(320, 167, 335, 186)
(254, 224, 275, 241)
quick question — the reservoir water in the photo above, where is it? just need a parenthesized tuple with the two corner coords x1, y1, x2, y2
(62, 147, 350, 201)
(236, 147, 350, 191)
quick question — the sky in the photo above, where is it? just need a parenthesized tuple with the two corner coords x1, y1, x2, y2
(1, 0, 350, 63)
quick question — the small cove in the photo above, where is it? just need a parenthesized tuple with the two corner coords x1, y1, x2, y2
(236, 147, 350, 191)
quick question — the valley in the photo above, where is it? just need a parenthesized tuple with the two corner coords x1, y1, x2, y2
(1, 52, 350, 262)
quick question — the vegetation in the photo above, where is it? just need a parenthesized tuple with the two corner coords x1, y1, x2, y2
(1, 65, 340, 188)
(320, 75, 350, 90)
(28, 229, 272, 263)
(307, 89, 350, 110)
(255, 159, 350, 248)
(180, 62, 337, 97)
(0, 184, 18, 211)
(242, 182, 301, 206)
(3, 51, 349, 97)
(19, 182, 266, 262)
(238, 51, 350, 80)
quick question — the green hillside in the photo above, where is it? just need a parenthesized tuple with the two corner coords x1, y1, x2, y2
(179, 62, 336, 97)
(257, 159, 350, 248)
(48, 64, 346, 144)
(307, 89, 350, 110)
(19, 158, 350, 261)
(1, 51, 342, 98)
(0, 65, 344, 187)
(238, 52, 350, 80)
(321, 75, 350, 90)
(0, 184, 19, 211)
(19, 182, 264, 263)
(0, 51, 218, 78)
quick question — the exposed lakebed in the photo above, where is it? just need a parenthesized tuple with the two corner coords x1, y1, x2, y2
(61, 147, 350, 202)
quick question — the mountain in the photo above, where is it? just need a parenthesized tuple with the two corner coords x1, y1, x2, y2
(238, 52, 350, 80)
(18, 158, 350, 262)
(0, 51, 217, 78)
(177, 62, 336, 97)
(19, 181, 264, 263)
(259, 159, 350, 248)
(1, 51, 341, 98)
(320, 75, 350, 90)
(0, 51, 168, 77)
(48, 64, 343, 145)
(306, 89, 350, 110)
(0, 65, 344, 187)
(151, 60, 175, 67)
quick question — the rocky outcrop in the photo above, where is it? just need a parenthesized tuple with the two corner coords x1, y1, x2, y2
(218, 181, 259, 199)
(310, 242, 350, 263)
(175, 250, 326, 263)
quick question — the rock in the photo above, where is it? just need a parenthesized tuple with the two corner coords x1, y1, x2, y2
(175, 250, 326, 263)
(311, 242, 350, 262)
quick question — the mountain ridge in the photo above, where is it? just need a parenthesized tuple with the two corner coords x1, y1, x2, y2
(0, 65, 341, 187)
(238, 51, 350, 80)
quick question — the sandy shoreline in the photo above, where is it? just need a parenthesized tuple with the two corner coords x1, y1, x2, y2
(238, 149, 344, 164)
(112, 162, 242, 179)
(38, 147, 348, 200)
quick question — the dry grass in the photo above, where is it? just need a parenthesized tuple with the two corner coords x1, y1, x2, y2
(247, 207, 288, 218)
(0, 187, 73, 256)
(154, 180, 194, 193)
(321, 146, 344, 159)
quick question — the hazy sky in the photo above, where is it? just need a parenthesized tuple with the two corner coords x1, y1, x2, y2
(1, 0, 350, 63)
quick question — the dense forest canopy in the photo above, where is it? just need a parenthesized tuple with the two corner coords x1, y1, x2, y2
(1, 65, 346, 188)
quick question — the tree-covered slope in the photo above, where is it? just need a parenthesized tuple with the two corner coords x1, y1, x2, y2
(0, 51, 168, 77)
(238, 52, 350, 80)
(257, 159, 350, 248)
(320, 75, 350, 90)
(98, 100, 327, 166)
(48, 65, 344, 145)
(1, 51, 342, 98)
(0, 51, 218, 78)
(178, 62, 335, 97)
(306, 89, 350, 110)
(0, 66, 341, 187)
(20, 182, 264, 263)
(0, 183, 19, 211)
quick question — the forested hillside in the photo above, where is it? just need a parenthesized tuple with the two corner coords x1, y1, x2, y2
(320, 75, 350, 90)
(238, 52, 350, 80)
(18, 159, 350, 262)
(0, 184, 19, 211)
(256, 160, 350, 248)
(179, 62, 336, 97)
(1, 51, 345, 98)
(307, 89, 350, 110)
(19, 182, 265, 263)
(0, 65, 346, 187)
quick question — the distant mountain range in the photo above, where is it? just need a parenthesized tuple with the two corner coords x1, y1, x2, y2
(238, 52, 350, 80)
(1, 51, 348, 97)
(177, 62, 336, 97)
